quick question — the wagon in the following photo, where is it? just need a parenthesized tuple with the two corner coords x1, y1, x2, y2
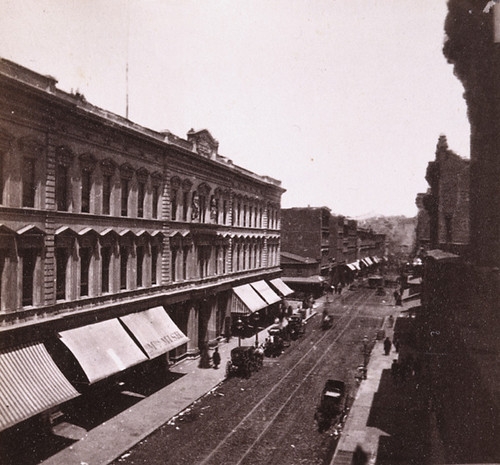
(287, 314, 306, 340)
(315, 379, 347, 433)
(264, 327, 285, 357)
(226, 345, 263, 378)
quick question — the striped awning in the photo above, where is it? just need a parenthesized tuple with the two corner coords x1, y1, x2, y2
(0, 343, 79, 432)
(250, 280, 281, 305)
(59, 319, 148, 384)
(232, 284, 268, 314)
(269, 278, 294, 297)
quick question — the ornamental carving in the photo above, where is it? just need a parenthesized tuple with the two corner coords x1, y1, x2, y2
(136, 167, 149, 183)
(79, 152, 97, 173)
(198, 182, 211, 196)
(182, 178, 193, 191)
(170, 176, 181, 190)
(56, 146, 74, 167)
(100, 158, 117, 176)
(120, 162, 134, 180)
(151, 171, 163, 186)
(191, 191, 199, 220)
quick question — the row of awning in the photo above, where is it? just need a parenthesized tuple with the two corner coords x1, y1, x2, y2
(0, 307, 188, 432)
(231, 278, 293, 315)
(347, 256, 383, 271)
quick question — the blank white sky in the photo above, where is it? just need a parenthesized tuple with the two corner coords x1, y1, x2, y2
(0, 0, 470, 217)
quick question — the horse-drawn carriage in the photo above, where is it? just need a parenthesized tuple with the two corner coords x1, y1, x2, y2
(264, 327, 285, 357)
(287, 314, 306, 340)
(321, 312, 333, 330)
(315, 379, 347, 434)
(226, 345, 263, 378)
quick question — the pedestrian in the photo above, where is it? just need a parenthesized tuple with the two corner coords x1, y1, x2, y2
(393, 289, 400, 306)
(212, 347, 221, 369)
(383, 337, 392, 355)
(393, 336, 400, 352)
(391, 359, 400, 384)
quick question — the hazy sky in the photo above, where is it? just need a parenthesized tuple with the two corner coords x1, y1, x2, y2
(0, 0, 470, 218)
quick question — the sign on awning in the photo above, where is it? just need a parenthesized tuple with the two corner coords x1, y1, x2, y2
(59, 319, 148, 384)
(120, 307, 189, 359)
(0, 343, 79, 432)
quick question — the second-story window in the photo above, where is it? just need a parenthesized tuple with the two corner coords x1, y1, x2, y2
(120, 246, 128, 289)
(199, 194, 206, 223)
(137, 245, 144, 287)
(121, 179, 129, 216)
(23, 157, 36, 208)
(171, 247, 177, 282)
(151, 245, 158, 285)
(102, 175, 112, 215)
(137, 182, 145, 218)
(101, 246, 111, 293)
(56, 248, 67, 300)
(21, 249, 36, 306)
(183, 191, 189, 221)
(80, 247, 91, 296)
(223, 200, 227, 225)
(171, 188, 178, 221)
(182, 246, 189, 280)
(81, 170, 91, 213)
(56, 164, 69, 211)
(152, 185, 159, 219)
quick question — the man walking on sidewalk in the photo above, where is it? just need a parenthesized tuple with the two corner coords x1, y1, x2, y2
(212, 347, 221, 369)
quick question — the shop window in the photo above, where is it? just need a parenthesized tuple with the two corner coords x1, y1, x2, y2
(81, 170, 91, 213)
(121, 179, 129, 216)
(151, 245, 158, 285)
(137, 245, 144, 287)
(56, 164, 69, 211)
(22, 157, 36, 208)
(80, 247, 91, 296)
(21, 249, 36, 306)
(56, 248, 67, 300)
(120, 246, 128, 289)
(152, 185, 159, 219)
(101, 246, 111, 293)
(102, 175, 112, 215)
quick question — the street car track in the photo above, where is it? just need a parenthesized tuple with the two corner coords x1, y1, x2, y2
(199, 289, 372, 465)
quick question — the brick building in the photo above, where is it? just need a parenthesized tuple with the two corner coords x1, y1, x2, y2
(0, 59, 287, 433)
(417, 135, 469, 256)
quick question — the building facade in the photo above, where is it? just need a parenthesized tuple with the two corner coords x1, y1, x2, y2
(0, 60, 285, 432)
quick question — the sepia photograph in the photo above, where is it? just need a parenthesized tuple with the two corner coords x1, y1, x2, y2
(0, 1, 498, 464)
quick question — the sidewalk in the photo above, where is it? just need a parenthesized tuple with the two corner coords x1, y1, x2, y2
(41, 311, 317, 465)
(331, 309, 441, 465)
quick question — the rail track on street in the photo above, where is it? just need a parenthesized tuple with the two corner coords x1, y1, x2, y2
(113, 287, 384, 465)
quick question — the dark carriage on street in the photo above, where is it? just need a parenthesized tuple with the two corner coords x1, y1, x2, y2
(226, 345, 263, 378)
(321, 313, 333, 330)
(287, 314, 306, 340)
(264, 327, 285, 357)
(315, 379, 347, 433)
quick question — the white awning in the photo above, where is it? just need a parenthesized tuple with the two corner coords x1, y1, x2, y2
(250, 280, 281, 305)
(59, 319, 148, 384)
(0, 343, 79, 432)
(120, 307, 189, 359)
(232, 284, 268, 314)
(364, 257, 373, 266)
(269, 278, 294, 297)
(347, 263, 357, 271)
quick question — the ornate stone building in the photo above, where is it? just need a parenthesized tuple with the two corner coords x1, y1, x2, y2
(0, 59, 286, 432)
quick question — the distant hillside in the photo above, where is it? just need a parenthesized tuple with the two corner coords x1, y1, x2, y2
(358, 216, 416, 257)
